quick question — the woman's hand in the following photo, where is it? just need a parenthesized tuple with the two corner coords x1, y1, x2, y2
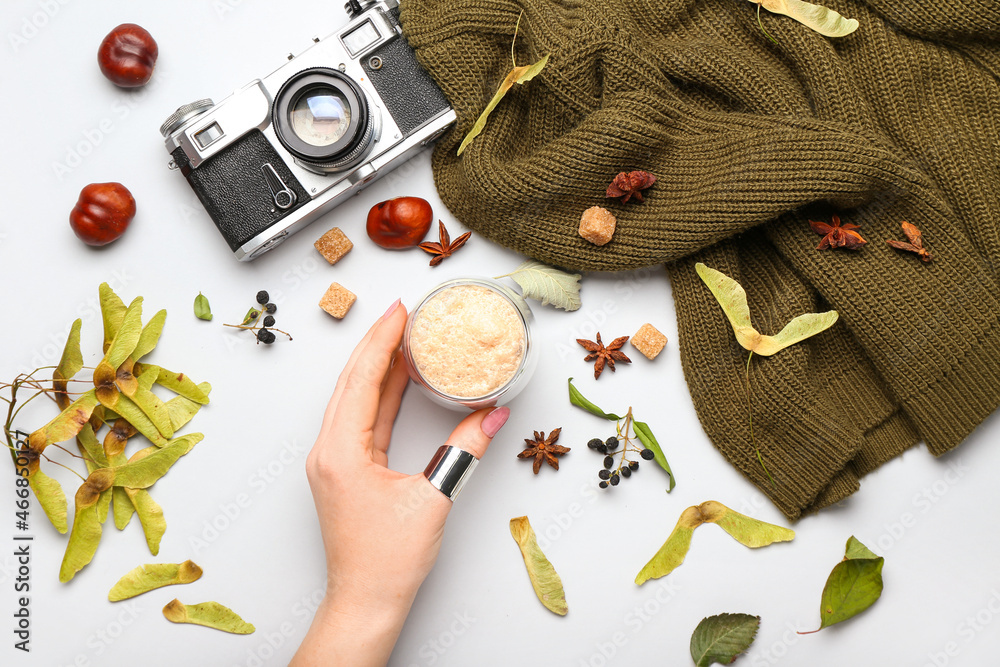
(291, 299, 510, 666)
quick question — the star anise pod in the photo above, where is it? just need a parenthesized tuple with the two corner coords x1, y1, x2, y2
(886, 221, 932, 263)
(576, 332, 631, 379)
(518, 428, 570, 474)
(418, 220, 472, 266)
(809, 214, 866, 251)
(606, 170, 657, 204)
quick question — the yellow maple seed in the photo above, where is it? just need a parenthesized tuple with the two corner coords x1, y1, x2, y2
(109, 561, 203, 601)
(695, 263, 838, 356)
(162, 600, 256, 634)
(510, 516, 568, 616)
(635, 501, 794, 585)
(59, 469, 115, 583)
(750, 0, 859, 37)
(53, 318, 83, 411)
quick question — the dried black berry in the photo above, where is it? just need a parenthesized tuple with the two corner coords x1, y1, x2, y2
(621, 466, 632, 478)
(265, 303, 277, 314)
(587, 438, 604, 450)
(610, 473, 620, 486)
(596, 444, 608, 454)
(262, 330, 277, 344)
(263, 315, 275, 327)
(640, 448, 655, 461)
(605, 436, 619, 449)
(629, 460, 639, 471)
(598, 469, 610, 480)
(257, 328, 271, 342)
(246, 309, 260, 322)
(603, 456, 614, 469)
(256, 290, 269, 305)
(599, 481, 609, 489)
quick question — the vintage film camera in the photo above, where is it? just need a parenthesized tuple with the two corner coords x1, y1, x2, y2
(159, 0, 455, 260)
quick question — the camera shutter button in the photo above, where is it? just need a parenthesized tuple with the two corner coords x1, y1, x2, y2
(261, 163, 298, 210)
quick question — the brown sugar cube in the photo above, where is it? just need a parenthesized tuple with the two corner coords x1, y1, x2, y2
(578, 206, 617, 246)
(314, 227, 353, 265)
(631, 323, 667, 360)
(319, 283, 356, 319)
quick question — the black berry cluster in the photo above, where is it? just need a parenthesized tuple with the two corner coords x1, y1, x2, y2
(587, 435, 654, 489)
(224, 290, 292, 344)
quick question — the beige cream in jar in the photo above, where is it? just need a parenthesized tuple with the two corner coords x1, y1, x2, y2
(404, 278, 536, 410)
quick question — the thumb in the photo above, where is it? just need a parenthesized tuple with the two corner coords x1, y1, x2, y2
(443, 406, 511, 459)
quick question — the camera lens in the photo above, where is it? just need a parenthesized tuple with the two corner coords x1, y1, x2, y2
(273, 68, 375, 172)
(289, 87, 352, 147)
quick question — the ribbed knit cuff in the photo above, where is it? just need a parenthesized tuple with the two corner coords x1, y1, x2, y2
(849, 409, 920, 476)
(904, 322, 1000, 456)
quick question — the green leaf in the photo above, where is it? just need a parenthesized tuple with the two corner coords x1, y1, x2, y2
(242, 307, 259, 326)
(695, 263, 838, 356)
(99, 283, 127, 352)
(194, 293, 213, 321)
(498, 260, 581, 311)
(132, 309, 167, 361)
(753, 0, 859, 38)
(457, 53, 550, 155)
(691, 613, 760, 667)
(163, 600, 256, 634)
(104, 297, 144, 370)
(806, 537, 884, 632)
(567, 378, 621, 421)
(109, 561, 203, 601)
(28, 469, 68, 534)
(633, 420, 675, 491)
(845, 535, 878, 560)
(111, 433, 203, 489)
(509, 516, 568, 615)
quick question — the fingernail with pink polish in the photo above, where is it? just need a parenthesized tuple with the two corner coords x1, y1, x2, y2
(382, 298, 401, 319)
(481, 406, 510, 438)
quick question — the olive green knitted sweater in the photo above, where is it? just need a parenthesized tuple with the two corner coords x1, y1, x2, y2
(399, 0, 1000, 519)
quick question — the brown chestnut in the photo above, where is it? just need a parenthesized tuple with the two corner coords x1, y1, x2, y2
(366, 197, 433, 249)
(98, 23, 158, 88)
(70, 183, 136, 247)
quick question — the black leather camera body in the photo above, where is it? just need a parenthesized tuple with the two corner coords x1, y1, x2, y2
(160, 0, 455, 260)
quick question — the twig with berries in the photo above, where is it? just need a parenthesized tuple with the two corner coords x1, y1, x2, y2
(588, 407, 656, 489)
(569, 377, 675, 491)
(223, 290, 293, 345)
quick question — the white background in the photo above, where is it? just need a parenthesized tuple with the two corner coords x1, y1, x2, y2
(2, 2, 999, 666)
